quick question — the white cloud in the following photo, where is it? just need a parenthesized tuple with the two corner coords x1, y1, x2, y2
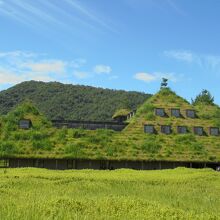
(108, 75, 119, 80)
(0, 71, 24, 84)
(24, 60, 66, 74)
(94, 65, 112, 74)
(0, 51, 37, 58)
(0, 50, 89, 85)
(134, 72, 180, 83)
(71, 59, 87, 68)
(134, 73, 157, 83)
(164, 50, 195, 63)
(73, 71, 90, 79)
(0, 50, 115, 87)
(164, 50, 220, 71)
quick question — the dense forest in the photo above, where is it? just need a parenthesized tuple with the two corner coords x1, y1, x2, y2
(0, 81, 151, 121)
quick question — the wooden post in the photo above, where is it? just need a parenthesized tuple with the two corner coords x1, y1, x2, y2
(56, 160, 58, 169)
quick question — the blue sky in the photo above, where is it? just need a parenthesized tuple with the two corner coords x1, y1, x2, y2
(0, 0, 220, 103)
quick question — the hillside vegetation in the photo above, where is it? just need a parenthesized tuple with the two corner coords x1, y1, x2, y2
(0, 168, 220, 219)
(0, 81, 151, 121)
(0, 88, 220, 162)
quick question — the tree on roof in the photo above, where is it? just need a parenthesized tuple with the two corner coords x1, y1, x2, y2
(192, 89, 214, 105)
(160, 78, 168, 89)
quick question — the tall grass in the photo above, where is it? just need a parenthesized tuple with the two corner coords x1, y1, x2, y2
(0, 168, 220, 219)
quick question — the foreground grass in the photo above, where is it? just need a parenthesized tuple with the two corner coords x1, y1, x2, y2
(0, 168, 220, 219)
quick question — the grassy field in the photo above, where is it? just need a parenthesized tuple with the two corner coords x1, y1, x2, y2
(0, 168, 220, 219)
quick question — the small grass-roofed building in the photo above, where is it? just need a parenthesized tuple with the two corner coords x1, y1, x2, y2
(144, 124, 155, 134)
(177, 126, 188, 134)
(209, 127, 219, 136)
(19, 119, 32, 129)
(112, 109, 130, 123)
(161, 125, 172, 134)
(155, 108, 166, 117)
(193, 126, 204, 136)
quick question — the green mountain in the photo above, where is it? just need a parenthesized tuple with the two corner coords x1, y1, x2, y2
(0, 81, 151, 121)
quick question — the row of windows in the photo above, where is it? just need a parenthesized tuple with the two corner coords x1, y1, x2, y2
(144, 125, 220, 136)
(155, 108, 196, 118)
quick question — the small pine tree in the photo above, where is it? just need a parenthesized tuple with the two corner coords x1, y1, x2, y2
(160, 78, 168, 89)
(192, 89, 214, 105)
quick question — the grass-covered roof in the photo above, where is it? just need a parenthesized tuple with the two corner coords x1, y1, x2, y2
(1, 88, 220, 162)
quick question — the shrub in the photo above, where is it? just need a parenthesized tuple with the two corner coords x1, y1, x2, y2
(13, 132, 30, 141)
(191, 142, 204, 151)
(141, 136, 162, 154)
(64, 143, 83, 157)
(31, 131, 48, 140)
(174, 134, 196, 145)
(32, 140, 54, 150)
(0, 142, 18, 155)
(145, 112, 156, 120)
(72, 129, 86, 138)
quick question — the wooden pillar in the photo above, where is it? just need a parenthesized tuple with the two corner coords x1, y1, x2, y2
(56, 159, 58, 169)
(159, 161, 162, 170)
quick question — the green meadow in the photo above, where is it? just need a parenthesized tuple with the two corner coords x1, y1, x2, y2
(0, 168, 220, 219)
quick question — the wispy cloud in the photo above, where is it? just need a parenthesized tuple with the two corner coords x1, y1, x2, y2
(73, 71, 90, 79)
(0, 0, 116, 35)
(0, 50, 114, 86)
(23, 60, 66, 74)
(166, 0, 186, 16)
(0, 50, 84, 85)
(134, 72, 180, 83)
(94, 65, 112, 74)
(164, 50, 220, 71)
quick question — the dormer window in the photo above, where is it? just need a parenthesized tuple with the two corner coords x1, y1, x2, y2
(144, 125, 155, 134)
(161, 125, 172, 134)
(171, 108, 181, 118)
(155, 108, 165, 117)
(209, 127, 219, 136)
(19, 119, 32, 129)
(194, 126, 204, 136)
(186, 109, 196, 118)
(177, 126, 187, 134)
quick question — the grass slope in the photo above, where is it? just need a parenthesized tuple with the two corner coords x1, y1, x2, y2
(1, 88, 220, 162)
(0, 168, 220, 219)
(113, 88, 220, 161)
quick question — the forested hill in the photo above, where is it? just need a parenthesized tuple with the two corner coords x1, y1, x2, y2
(0, 81, 151, 121)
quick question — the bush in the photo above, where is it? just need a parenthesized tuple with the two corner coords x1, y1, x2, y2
(31, 131, 48, 140)
(141, 136, 162, 153)
(145, 112, 156, 120)
(64, 143, 83, 157)
(32, 140, 54, 150)
(13, 132, 30, 141)
(72, 129, 86, 138)
(191, 142, 204, 151)
(138, 104, 154, 115)
(0, 142, 18, 155)
(174, 134, 196, 145)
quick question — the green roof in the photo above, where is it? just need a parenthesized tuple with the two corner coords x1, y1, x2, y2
(1, 88, 220, 162)
(112, 109, 131, 119)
